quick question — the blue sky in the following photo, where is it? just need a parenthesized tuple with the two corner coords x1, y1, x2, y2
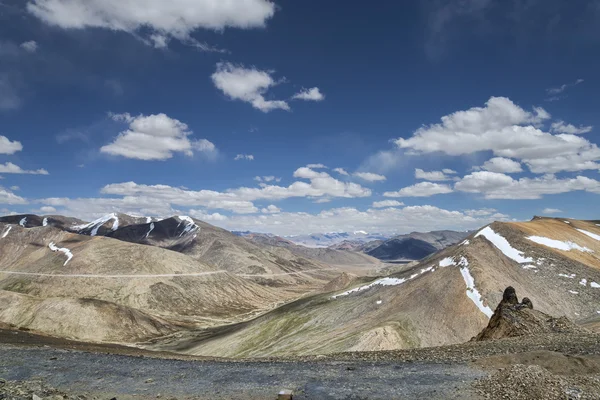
(1, 0, 600, 235)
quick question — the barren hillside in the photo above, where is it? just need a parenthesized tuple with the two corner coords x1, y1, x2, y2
(147, 217, 600, 358)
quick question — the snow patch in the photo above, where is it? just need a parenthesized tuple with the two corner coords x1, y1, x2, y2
(331, 277, 407, 299)
(439, 257, 456, 267)
(459, 259, 493, 318)
(460, 239, 470, 246)
(527, 236, 592, 253)
(576, 229, 600, 241)
(177, 215, 199, 237)
(48, 242, 73, 266)
(145, 222, 155, 239)
(19, 217, 26, 227)
(564, 221, 570, 224)
(475, 226, 533, 263)
(591, 282, 600, 289)
(42, 218, 48, 227)
(146, 217, 152, 223)
(569, 290, 579, 294)
(73, 213, 120, 236)
(522, 265, 537, 270)
(376, 300, 382, 305)
(559, 273, 576, 279)
(580, 279, 588, 286)
(2, 226, 12, 238)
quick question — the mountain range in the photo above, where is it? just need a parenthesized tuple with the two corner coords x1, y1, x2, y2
(1, 213, 599, 359)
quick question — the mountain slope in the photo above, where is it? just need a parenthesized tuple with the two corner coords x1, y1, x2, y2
(148, 217, 600, 358)
(366, 230, 470, 261)
(0, 222, 298, 342)
(104, 216, 340, 289)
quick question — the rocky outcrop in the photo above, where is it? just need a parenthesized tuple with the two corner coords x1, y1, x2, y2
(474, 287, 586, 341)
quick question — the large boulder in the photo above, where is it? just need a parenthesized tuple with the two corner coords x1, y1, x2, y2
(474, 287, 585, 341)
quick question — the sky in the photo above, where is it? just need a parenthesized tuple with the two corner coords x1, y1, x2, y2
(1, 0, 600, 236)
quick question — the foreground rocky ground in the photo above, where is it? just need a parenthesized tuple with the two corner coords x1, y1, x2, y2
(1, 328, 600, 399)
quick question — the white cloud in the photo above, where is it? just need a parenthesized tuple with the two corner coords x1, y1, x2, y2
(333, 168, 349, 176)
(550, 121, 592, 135)
(0, 136, 23, 154)
(455, 171, 600, 199)
(0, 162, 49, 175)
(54, 165, 370, 219)
(384, 182, 453, 197)
(188, 210, 228, 221)
(480, 157, 523, 173)
(9, 186, 19, 191)
(261, 204, 281, 214)
(100, 112, 216, 161)
(546, 79, 584, 100)
(292, 87, 325, 101)
(235, 154, 254, 161)
(254, 176, 280, 183)
(306, 163, 327, 169)
(372, 200, 404, 208)
(208, 205, 508, 236)
(542, 208, 562, 214)
(20, 40, 38, 52)
(27, 0, 275, 48)
(442, 169, 457, 174)
(394, 96, 600, 174)
(414, 168, 454, 181)
(0, 186, 27, 205)
(211, 63, 289, 112)
(353, 172, 386, 182)
(36, 167, 372, 220)
(40, 206, 57, 213)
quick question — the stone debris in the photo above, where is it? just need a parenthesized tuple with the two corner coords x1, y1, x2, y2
(473, 364, 600, 400)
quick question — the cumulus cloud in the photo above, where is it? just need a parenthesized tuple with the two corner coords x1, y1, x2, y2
(384, 182, 453, 197)
(27, 0, 275, 49)
(394, 96, 600, 174)
(0, 186, 27, 205)
(0, 162, 49, 175)
(542, 208, 562, 214)
(550, 121, 592, 135)
(254, 176, 281, 183)
(333, 168, 349, 176)
(261, 204, 281, 214)
(306, 163, 327, 169)
(211, 63, 289, 112)
(20, 41, 38, 52)
(292, 87, 325, 101)
(42, 165, 371, 218)
(455, 171, 600, 199)
(480, 157, 523, 173)
(414, 168, 454, 181)
(372, 200, 404, 208)
(0, 136, 23, 154)
(100, 112, 216, 161)
(353, 172, 386, 182)
(235, 154, 254, 161)
(39, 206, 57, 213)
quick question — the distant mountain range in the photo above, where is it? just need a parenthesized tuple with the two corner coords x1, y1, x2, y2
(365, 230, 472, 261)
(280, 231, 391, 248)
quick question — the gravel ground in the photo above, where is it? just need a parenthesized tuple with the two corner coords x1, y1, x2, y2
(0, 344, 484, 400)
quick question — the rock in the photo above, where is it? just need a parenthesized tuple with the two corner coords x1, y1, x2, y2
(33, 395, 42, 400)
(474, 287, 586, 341)
(521, 297, 533, 309)
(501, 286, 518, 306)
(278, 389, 293, 400)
